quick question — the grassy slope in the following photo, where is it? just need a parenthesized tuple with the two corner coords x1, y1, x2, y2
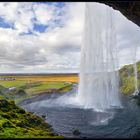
(0, 80, 73, 95)
(0, 80, 73, 104)
(0, 81, 27, 88)
(119, 61, 140, 95)
(0, 76, 75, 138)
(1, 65, 139, 138)
(0, 77, 74, 138)
(25, 81, 73, 94)
(0, 97, 63, 138)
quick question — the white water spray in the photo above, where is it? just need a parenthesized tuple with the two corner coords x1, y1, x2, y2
(77, 3, 122, 111)
(133, 45, 139, 95)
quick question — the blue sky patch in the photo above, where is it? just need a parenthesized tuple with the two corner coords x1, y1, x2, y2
(33, 23, 48, 33)
(35, 2, 65, 8)
(0, 17, 14, 29)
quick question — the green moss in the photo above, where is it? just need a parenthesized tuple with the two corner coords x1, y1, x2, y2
(1, 113, 11, 119)
(0, 85, 6, 91)
(119, 61, 140, 95)
(0, 98, 63, 138)
(0, 78, 73, 138)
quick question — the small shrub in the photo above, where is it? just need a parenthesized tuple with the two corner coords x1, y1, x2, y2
(2, 121, 14, 128)
(72, 129, 81, 136)
(41, 115, 46, 119)
(22, 129, 28, 133)
(1, 114, 11, 119)
(8, 112, 18, 118)
(28, 117, 42, 125)
(16, 121, 27, 128)
(18, 109, 26, 114)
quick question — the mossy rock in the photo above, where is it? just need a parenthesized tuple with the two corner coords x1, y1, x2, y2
(17, 108, 26, 114)
(0, 98, 63, 138)
(1, 113, 11, 119)
(72, 129, 81, 136)
(136, 95, 140, 106)
(8, 112, 18, 118)
(0, 99, 9, 107)
(28, 116, 42, 126)
(16, 121, 27, 128)
(41, 115, 46, 119)
(2, 121, 14, 128)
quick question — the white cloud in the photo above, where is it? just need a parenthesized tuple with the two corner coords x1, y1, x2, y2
(33, 3, 55, 25)
(0, 2, 18, 23)
(0, 2, 139, 73)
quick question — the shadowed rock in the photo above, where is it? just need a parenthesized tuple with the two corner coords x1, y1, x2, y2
(99, 1, 140, 27)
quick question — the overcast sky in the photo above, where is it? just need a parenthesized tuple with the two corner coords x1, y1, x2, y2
(0, 2, 139, 73)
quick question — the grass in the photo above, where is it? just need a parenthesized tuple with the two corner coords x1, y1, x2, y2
(119, 61, 140, 95)
(0, 74, 76, 138)
(0, 66, 140, 138)
(120, 76, 136, 95)
(0, 75, 74, 104)
(0, 81, 27, 88)
(25, 81, 73, 94)
(0, 67, 138, 97)
(1, 64, 140, 97)
(0, 74, 76, 96)
(0, 97, 63, 138)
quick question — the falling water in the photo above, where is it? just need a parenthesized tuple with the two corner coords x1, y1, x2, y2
(133, 45, 139, 95)
(77, 3, 122, 111)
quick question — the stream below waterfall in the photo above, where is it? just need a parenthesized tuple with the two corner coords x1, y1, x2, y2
(20, 84, 140, 138)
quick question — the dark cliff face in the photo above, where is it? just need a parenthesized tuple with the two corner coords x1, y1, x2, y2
(99, 1, 140, 27)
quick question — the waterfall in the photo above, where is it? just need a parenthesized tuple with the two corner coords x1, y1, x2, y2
(133, 45, 139, 95)
(77, 3, 122, 111)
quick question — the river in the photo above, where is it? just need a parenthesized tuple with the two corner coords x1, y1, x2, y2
(20, 84, 140, 138)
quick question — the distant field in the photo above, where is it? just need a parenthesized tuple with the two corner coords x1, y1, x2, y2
(0, 74, 79, 96)
(0, 80, 27, 88)
(0, 74, 79, 83)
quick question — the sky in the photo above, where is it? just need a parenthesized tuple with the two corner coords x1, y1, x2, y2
(0, 2, 139, 73)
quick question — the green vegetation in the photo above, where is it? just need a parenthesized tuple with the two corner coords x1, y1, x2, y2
(119, 61, 140, 95)
(0, 62, 140, 138)
(0, 80, 73, 104)
(25, 81, 73, 94)
(0, 85, 5, 91)
(0, 97, 63, 138)
(0, 81, 27, 88)
(0, 78, 73, 138)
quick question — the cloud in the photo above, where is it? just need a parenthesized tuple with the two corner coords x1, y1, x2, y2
(0, 2, 139, 73)
(33, 3, 55, 25)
